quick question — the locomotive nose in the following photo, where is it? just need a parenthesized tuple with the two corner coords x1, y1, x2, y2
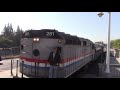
(33, 49, 40, 56)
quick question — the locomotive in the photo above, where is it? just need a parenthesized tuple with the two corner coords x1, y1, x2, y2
(19, 29, 103, 78)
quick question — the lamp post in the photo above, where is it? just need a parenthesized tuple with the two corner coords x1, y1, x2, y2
(97, 12, 111, 73)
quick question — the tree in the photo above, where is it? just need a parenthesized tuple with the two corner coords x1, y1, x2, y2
(2, 23, 14, 40)
(14, 26, 24, 46)
(0, 23, 15, 47)
(111, 39, 120, 49)
(0, 36, 13, 46)
(0, 23, 24, 47)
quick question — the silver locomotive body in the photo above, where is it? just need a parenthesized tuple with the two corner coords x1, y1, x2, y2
(20, 29, 97, 78)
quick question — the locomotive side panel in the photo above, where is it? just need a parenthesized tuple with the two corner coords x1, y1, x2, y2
(21, 38, 33, 58)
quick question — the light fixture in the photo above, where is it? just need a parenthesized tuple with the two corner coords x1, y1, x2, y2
(33, 38, 40, 42)
(97, 12, 104, 17)
(36, 38, 40, 41)
(58, 39, 62, 43)
(33, 38, 37, 41)
(22, 51, 26, 53)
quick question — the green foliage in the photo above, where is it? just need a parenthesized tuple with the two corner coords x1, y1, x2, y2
(111, 39, 120, 49)
(14, 26, 24, 46)
(2, 23, 14, 40)
(0, 36, 13, 45)
(0, 23, 24, 48)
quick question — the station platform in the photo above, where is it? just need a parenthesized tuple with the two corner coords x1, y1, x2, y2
(0, 68, 28, 78)
(0, 68, 16, 78)
(99, 56, 120, 78)
(0, 55, 120, 78)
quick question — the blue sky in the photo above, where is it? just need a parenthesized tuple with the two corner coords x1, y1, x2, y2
(0, 12, 119, 43)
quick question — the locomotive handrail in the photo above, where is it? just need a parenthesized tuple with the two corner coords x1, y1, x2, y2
(35, 62, 37, 77)
(37, 62, 39, 78)
(110, 64, 120, 67)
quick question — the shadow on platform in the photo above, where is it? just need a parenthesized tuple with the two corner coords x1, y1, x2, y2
(0, 63, 3, 65)
(98, 51, 120, 78)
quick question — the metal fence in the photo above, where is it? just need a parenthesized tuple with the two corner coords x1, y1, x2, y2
(0, 47, 20, 56)
(11, 59, 25, 78)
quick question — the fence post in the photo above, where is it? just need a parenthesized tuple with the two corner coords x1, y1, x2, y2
(11, 60, 13, 76)
(16, 60, 19, 77)
(21, 61, 24, 78)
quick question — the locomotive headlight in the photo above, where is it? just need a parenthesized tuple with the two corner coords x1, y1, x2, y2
(36, 38, 39, 41)
(33, 38, 40, 42)
(58, 39, 62, 43)
(33, 38, 37, 41)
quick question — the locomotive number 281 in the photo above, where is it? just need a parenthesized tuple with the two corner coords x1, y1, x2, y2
(46, 32, 55, 36)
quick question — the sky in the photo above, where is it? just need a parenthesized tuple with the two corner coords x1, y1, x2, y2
(0, 12, 119, 43)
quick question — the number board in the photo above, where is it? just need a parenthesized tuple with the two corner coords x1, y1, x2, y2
(46, 32, 55, 37)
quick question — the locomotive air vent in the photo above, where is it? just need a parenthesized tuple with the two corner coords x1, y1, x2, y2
(33, 49, 40, 56)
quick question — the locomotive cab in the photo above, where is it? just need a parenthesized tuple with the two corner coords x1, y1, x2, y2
(20, 29, 65, 77)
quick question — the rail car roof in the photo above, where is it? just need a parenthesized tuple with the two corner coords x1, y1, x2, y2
(22, 29, 93, 45)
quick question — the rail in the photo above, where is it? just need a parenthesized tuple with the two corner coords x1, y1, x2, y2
(10, 59, 41, 78)
(10, 59, 25, 78)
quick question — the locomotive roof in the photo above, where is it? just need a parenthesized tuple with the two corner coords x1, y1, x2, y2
(22, 29, 93, 45)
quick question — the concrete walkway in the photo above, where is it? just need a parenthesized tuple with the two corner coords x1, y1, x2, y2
(99, 56, 120, 78)
(0, 68, 28, 78)
(0, 68, 15, 78)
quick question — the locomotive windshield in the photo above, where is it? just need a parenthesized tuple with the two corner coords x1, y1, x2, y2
(22, 29, 63, 39)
